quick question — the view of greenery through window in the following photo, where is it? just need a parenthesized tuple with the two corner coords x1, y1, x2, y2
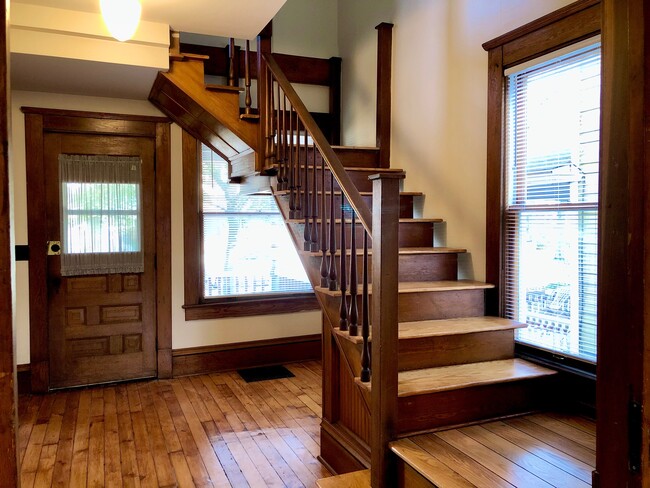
(505, 42, 600, 363)
(201, 145, 312, 298)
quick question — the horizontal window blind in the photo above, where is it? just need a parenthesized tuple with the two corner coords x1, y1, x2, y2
(504, 42, 600, 363)
(201, 145, 311, 299)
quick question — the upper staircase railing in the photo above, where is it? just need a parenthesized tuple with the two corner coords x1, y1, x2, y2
(259, 36, 400, 485)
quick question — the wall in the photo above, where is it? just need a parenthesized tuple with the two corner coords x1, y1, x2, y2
(338, 0, 575, 281)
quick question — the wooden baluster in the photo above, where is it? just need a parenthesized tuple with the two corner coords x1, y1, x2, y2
(283, 96, 289, 189)
(294, 117, 302, 219)
(288, 107, 295, 219)
(348, 211, 359, 336)
(339, 194, 348, 331)
(228, 38, 236, 87)
(320, 153, 328, 287)
(360, 230, 371, 382)
(310, 145, 319, 251)
(303, 131, 311, 251)
(269, 74, 275, 162)
(276, 82, 283, 187)
(244, 40, 252, 115)
(328, 173, 337, 290)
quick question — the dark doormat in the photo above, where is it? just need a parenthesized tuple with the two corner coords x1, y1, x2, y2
(237, 365, 295, 383)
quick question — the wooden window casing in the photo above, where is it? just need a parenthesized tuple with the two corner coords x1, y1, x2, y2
(182, 131, 319, 320)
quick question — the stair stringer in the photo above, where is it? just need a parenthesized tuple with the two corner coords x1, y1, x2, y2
(149, 56, 259, 176)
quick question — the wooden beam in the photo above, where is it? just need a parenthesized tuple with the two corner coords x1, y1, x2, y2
(0, 0, 19, 483)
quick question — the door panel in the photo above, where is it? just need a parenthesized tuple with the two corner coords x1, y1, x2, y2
(44, 132, 156, 388)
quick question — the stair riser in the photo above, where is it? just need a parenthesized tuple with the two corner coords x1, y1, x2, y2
(288, 221, 434, 250)
(317, 289, 486, 327)
(303, 253, 458, 285)
(280, 192, 415, 219)
(294, 167, 391, 193)
(396, 376, 556, 434)
(294, 146, 381, 168)
(341, 330, 515, 377)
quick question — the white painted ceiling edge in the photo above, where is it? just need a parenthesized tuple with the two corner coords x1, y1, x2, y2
(9, 0, 286, 99)
(11, 0, 286, 40)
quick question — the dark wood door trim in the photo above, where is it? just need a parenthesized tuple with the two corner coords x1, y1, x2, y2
(0, 0, 19, 483)
(23, 108, 171, 391)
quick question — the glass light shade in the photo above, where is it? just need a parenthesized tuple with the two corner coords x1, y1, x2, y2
(100, 0, 142, 42)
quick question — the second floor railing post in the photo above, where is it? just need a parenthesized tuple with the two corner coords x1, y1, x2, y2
(369, 171, 404, 488)
(376, 23, 393, 169)
(256, 22, 272, 172)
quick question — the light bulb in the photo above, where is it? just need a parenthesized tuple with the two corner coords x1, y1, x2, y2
(100, 0, 142, 42)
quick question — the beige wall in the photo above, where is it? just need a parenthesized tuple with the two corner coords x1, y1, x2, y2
(338, 0, 575, 281)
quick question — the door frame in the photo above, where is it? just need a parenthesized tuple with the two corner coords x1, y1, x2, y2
(23, 108, 172, 392)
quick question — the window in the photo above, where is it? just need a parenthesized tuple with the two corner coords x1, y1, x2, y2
(200, 145, 311, 298)
(504, 42, 600, 363)
(182, 132, 318, 320)
(59, 154, 143, 276)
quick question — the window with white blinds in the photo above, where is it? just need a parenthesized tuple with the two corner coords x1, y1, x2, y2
(200, 145, 312, 299)
(504, 41, 600, 363)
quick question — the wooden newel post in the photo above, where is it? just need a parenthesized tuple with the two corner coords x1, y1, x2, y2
(369, 171, 404, 487)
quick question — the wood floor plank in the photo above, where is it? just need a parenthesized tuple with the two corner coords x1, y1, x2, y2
(115, 385, 141, 488)
(435, 429, 554, 488)
(406, 433, 515, 487)
(544, 412, 596, 437)
(392, 439, 476, 488)
(506, 417, 596, 466)
(33, 443, 58, 488)
(171, 381, 231, 487)
(526, 414, 596, 450)
(69, 389, 92, 488)
(103, 387, 123, 488)
(51, 390, 80, 488)
(460, 425, 590, 488)
(482, 420, 594, 483)
(151, 381, 183, 454)
(130, 385, 159, 488)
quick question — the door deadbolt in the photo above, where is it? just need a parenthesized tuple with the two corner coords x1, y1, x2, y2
(47, 241, 61, 255)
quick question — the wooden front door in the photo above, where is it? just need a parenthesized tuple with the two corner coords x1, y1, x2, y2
(43, 132, 157, 388)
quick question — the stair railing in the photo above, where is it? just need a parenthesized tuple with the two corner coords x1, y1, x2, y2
(261, 52, 401, 487)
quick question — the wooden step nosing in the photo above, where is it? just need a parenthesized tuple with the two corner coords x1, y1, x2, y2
(287, 218, 442, 224)
(301, 246, 467, 257)
(390, 440, 441, 485)
(316, 280, 495, 297)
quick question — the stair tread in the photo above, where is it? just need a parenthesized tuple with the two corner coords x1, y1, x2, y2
(316, 470, 370, 487)
(356, 359, 557, 397)
(336, 317, 527, 344)
(298, 165, 404, 173)
(332, 145, 379, 151)
(177, 52, 210, 60)
(316, 279, 494, 297)
(303, 246, 467, 257)
(279, 190, 423, 196)
(390, 438, 457, 486)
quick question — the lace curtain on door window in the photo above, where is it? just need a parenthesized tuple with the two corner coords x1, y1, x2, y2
(59, 155, 144, 276)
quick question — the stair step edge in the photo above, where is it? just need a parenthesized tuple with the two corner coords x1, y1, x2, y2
(205, 83, 244, 93)
(316, 280, 494, 297)
(355, 359, 557, 397)
(390, 439, 445, 486)
(335, 317, 527, 344)
(287, 218, 442, 224)
(316, 469, 370, 488)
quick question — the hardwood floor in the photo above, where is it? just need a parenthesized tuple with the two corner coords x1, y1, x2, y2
(18, 361, 332, 487)
(392, 412, 596, 487)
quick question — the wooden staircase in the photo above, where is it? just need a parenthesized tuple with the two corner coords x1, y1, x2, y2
(149, 35, 561, 487)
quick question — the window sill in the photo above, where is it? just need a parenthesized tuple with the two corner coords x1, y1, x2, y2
(183, 293, 320, 321)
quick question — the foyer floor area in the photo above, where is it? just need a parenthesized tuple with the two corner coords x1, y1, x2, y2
(18, 361, 332, 487)
(18, 359, 596, 488)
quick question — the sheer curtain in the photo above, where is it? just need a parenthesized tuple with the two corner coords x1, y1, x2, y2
(59, 155, 143, 276)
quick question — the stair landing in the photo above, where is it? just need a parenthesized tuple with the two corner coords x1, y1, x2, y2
(391, 412, 595, 487)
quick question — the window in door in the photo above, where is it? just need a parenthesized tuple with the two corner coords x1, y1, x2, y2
(504, 41, 600, 363)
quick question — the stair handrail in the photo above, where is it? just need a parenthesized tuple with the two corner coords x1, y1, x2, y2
(263, 53, 373, 235)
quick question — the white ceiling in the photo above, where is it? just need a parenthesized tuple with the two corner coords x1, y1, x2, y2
(12, 0, 286, 39)
(10, 0, 285, 99)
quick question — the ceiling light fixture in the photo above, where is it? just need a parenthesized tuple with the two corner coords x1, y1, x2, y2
(100, 0, 142, 42)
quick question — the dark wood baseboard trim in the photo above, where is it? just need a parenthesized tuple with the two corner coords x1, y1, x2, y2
(320, 419, 370, 475)
(17, 364, 31, 395)
(171, 334, 321, 377)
